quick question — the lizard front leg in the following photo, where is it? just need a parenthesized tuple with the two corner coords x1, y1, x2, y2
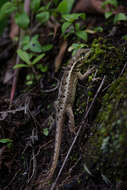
(66, 105, 75, 134)
(77, 67, 95, 81)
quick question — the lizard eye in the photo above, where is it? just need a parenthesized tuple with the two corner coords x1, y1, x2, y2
(79, 48, 90, 57)
(80, 52, 86, 58)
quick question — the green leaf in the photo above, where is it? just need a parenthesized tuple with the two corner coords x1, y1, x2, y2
(0, 2, 16, 20)
(29, 35, 42, 53)
(0, 0, 8, 34)
(61, 22, 72, 34)
(38, 2, 51, 12)
(22, 35, 48, 53)
(104, 11, 113, 19)
(23, 44, 30, 51)
(17, 49, 31, 65)
(22, 35, 43, 53)
(57, 0, 75, 14)
(21, 35, 30, 49)
(26, 80, 33, 85)
(62, 13, 85, 23)
(80, 13, 86, 20)
(40, 65, 48, 73)
(45, 2, 51, 10)
(15, 12, 30, 29)
(31, 0, 41, 12)
(94, 26, 103, 32)
(75, 23, 80, 31)
(122, 34, 127, 41)
(114, 13, 127, 24)
(22, 35, 30, 44)
(37, 64, 48, 73)
(69, 43, 87, 51)
(13, 63, 28, 69)
(32, 53, 45, 65)
(101, 0, 118, 9)
(36, 11, 50, 24)
(0, 138, 13, 143)
(69, 43, 88, 56)
(41, 44, 53, 52)
(43, 128, 49, 136)
(63, 29, 74, 39)
(76, 30, 88, 41)
(26, 73, 34, 80)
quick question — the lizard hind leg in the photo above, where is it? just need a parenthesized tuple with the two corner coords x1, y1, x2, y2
(66, 105, 76, 134)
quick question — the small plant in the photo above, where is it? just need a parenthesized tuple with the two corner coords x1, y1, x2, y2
(43, 128, 49, 136)
(14, 49, 45, 69)
(13, 48, 49, 85)
(2, 0, 126, 88)
(56, 0, 75, 14)
(61, 13, 88, 41)
(101, 0, 127, 24)
(122, 34, 127, 41)
(13, 34, 53, 85)
(113, 13, 127, 24)
(0, 138, 13, 149)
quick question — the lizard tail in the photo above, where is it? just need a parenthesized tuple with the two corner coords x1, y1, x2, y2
(37, 117, 63, 185)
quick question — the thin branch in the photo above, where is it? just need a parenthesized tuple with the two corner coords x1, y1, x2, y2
(10, 30, 24, 106)
(10, 0, 31, 106)
(119, 61, 127, 76)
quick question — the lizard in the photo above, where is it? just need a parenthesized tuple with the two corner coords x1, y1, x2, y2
(37, 48, 94, 186)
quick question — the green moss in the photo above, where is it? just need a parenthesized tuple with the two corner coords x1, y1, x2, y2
(75, 38, 126, 184)
(82, 70, 127, 184)
(82, 37, 125, 83)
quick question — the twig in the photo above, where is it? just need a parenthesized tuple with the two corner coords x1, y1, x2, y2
(27, 149, 37, 183)
(0, 106, 25, 120)
(50, 76, 106, 190)
(10, 30, 24, 106)
(0, 107, 25, 114)
(119, 61, 127, 76)
(10, 0, 31, 106)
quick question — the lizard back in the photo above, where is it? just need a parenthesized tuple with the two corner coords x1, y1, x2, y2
(38, 48, 91, 185)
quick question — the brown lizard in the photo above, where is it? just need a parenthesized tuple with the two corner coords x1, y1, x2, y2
(37, 48, 94, 186)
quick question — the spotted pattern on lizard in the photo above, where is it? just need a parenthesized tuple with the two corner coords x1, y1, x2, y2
(38, 48, 94, 185)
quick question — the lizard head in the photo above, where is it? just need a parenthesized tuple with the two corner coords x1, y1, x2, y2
(76, 48, 91, 59)
(74, 48, 91, 69)
(68, 48, 91, 70)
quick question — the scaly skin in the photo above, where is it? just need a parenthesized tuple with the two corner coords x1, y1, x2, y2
(38, 48, 94, 186)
